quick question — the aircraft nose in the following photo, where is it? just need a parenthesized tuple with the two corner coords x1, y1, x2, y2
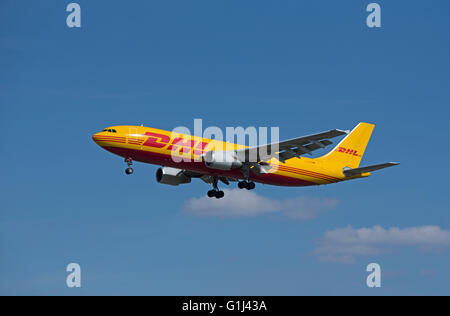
(92, 132, 101, 143)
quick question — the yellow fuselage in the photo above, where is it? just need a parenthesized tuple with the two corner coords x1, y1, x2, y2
(92, 125, 367, 186)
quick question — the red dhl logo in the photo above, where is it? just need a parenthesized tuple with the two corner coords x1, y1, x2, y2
(142, 132, 209, 155)
(335, 147, 361, 157)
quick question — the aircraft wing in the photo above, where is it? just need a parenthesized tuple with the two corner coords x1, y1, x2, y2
(235, 128, 349, 163)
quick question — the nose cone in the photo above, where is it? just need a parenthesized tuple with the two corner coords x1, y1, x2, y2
(91, 131, 127, 147)
(92, 132, 101, 144)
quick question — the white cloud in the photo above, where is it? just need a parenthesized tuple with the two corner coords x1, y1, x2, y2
(183, 189, 338, 219)
(314, 225, 450, 263)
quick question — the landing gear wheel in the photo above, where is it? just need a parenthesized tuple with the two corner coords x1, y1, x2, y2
(207, 190, 216, 198)
(207, 176, 225, 198)
(124, 157, 133, 175)
(215, 190, 225, 199)
(238, 180, 255, 190)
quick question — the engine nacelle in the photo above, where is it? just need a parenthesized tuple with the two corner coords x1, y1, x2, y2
(156, 167, 191, 186)
(204, 151, 243, 170)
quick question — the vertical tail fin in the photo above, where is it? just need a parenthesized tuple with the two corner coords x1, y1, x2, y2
(317, 122, 375, 169)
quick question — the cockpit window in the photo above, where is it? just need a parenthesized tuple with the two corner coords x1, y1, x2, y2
(112, 129, 117, 133)
(101, 128, 117, 133)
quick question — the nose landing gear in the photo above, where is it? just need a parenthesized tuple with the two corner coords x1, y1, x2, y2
(125, 157, 134, 175)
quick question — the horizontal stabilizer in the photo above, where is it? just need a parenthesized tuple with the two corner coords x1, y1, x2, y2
(343, 162, 399, 177)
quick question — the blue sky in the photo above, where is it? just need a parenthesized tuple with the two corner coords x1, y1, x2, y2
(1, 0, 449, 295)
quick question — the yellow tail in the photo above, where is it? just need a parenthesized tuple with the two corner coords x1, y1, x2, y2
(317, 122, 375, 169)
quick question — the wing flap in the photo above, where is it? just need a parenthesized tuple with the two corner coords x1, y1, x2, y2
(236, 129, 349, 162)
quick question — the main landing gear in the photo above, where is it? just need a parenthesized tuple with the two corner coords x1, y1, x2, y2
(238, 165, 255, 190)
(238, 180, 256, 190)
(207, 176, 225, 199)
(124, 157, 134, 175)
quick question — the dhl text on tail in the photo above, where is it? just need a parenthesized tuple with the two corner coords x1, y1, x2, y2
(92, 122, 399, 199)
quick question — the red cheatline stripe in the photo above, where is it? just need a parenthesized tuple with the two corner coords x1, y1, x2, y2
(280, 167, 340, 181)
(277, 170, 332, 182)
(278, 169, 334, 183)
(96, 140, 126, 143)
(95, 137, 126, 141)
(275, 164, 341, 181)
(276, 166, 339, 182)
(95, 138, 126, 141)
(278, 167, 338, 182)
(95, 136, 125, 139)
(95, 139, 126, 143)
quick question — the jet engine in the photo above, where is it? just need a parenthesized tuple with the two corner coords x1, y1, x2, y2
(204, 151, 243, 170)
(156, 167, 191, 186)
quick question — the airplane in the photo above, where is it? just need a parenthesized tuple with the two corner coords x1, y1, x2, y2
(92, 122, 398, 198)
